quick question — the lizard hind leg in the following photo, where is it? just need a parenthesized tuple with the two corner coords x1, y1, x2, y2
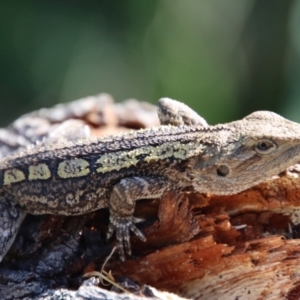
(107, 176, 169, 261)
(0, 197, 26, 262)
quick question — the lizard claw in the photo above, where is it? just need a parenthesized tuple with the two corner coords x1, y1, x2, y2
(107, 215, 146, 261)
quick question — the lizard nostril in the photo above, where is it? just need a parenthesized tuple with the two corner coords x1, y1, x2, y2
(217, 165, 230, 177)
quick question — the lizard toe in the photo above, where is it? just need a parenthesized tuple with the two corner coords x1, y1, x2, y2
(108, 215, 146, 260)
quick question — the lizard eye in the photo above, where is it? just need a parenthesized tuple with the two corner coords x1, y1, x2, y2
(255, 139, 276, 154)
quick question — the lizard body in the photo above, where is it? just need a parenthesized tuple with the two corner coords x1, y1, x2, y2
(1, 98, 300, 261)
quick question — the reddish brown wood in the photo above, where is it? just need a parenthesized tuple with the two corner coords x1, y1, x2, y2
(106, 170, 300, 299)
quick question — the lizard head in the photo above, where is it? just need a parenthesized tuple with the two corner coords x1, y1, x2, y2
(190, 111, 300, 195)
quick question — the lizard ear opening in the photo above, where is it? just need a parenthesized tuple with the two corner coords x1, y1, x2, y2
(217, 165, 230, 177)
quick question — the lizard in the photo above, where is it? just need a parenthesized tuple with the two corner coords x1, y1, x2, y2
(0, 97, 300, 262)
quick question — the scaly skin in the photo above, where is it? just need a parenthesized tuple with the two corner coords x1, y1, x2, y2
(0, 98, 300, 261)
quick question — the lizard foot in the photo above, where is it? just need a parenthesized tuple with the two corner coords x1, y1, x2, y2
(106, 215, 146, 261)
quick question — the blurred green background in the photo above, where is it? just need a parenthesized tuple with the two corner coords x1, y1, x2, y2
(0, 0, 299, 126)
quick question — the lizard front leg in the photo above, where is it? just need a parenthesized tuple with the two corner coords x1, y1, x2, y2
(0, 197, 26, 262)
(107, 176, 170, 261)
(158, 98, 208, 126)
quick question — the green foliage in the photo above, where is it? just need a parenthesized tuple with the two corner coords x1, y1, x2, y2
(0, 0, 298, 125)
